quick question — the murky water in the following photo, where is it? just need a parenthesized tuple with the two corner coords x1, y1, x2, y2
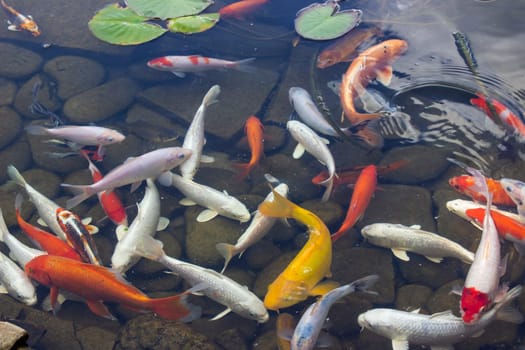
(0, 0, 525, 349)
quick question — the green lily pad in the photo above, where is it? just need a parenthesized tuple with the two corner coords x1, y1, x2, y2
(88, 4, 167, 45)
(127, 0, 214, 20)
(167, 13, 220, 34)
(295, 1, 362, 40)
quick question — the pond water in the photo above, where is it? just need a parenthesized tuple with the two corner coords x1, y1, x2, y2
(0, 0, 525, 349)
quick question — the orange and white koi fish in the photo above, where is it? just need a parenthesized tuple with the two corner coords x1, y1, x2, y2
(448, 175, 514, 207)
(258, 189, 337, 310)
(317, 26, 381, 69)
(470, 93, 525, 139)
(0, 0, 40, 36)
(147, 55, 256, 78)
(218, 0, 269, 20)
(81, 151, 128, 227)
(234, 115, 264, 180)
(340, 39, 408, 126)
(331, 165, 377, 242)
(25, 254, 201, 321)
(501, 178, 525, 222)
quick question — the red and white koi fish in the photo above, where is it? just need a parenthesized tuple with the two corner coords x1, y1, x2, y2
(233, 115, 265, 180)
(449, 174, 514, 207)
(147, 55, 256, 78)
(218, 0, 269, 20)
(500, 178, 525, 222)
(331, 165, 377, 242)
(61, 147, 192, 208)
(81, 151, 128, 227)
(470, 93, 525, 139)
(0, 0, 40, 36)
(458, 169, 507, 323)
(340, 39, 408, 126)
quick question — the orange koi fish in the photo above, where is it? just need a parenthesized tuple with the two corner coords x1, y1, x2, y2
(0, 0, 40, 36)
(470, 93, 525, 138)
(81, 151, 128, 227)
(218, 0, 268, 20)
(317, 26, 381, 69)
(15, 195, 82, 262)
(234, 115, 264, 180)
(340, 39, 408, 126)
(331, 165, 377, 242)
(25, 254, 201, 321)
(258, 190, 337, 310)
(448, 175, 514, 207)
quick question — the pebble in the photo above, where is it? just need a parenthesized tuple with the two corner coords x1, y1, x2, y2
(0, 43, 42, 79)
(0, 107, 22, 150)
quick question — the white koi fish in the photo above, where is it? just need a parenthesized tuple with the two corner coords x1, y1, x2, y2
(158, 172, 250, 223)
(25, 124, 125, 146)
(500, 178, 525, 222)
(286, 120, 336, 202)
(134, 234, 269, 322)
(216, 182, 289, 273)
(290, 275, 378, 350)
(147, 55, 256, 78)
(180, 85, 220, 180)
(61, 147, 192, 208)
(0, 250, 37, 306)
(111, 179, 169, 274)
(361, 223, 475, 264)
(358, 285, 523, 350)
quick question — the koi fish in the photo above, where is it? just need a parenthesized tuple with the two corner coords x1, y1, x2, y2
(0, 249, 37, 306)
(317, 26, 381, 69)
(180, 85, 220, 180)
(471, 94, 525, 138)
(25, 254, 201, 321)
(218, 0, 269, 20)
(500, 178, 525, 221)
(15, 194, 82, 262)
(331, 165, 377, 242)
(147, 55, 256, 78)
(81, 151, 128, 227)
(0, 0, 40, 36)
(258, 190, 337, 310)
(56, 208, 102, 265)
(448, 174, 514, 207)
(234, 115, 265, 180)
(61, 147, 192, 208)
(357, 285, 523, 350)
(340, 39, 408, 126)
(287, 120, 336, 202)
(361, 223, 475, 264)
(276, 313, 296, 350)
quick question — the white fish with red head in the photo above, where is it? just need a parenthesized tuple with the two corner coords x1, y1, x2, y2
(500, 178, 525, 222)
(25, 125, 125, 146)
(61, 147, 192, 208)
(147, 55, 256, 78)
(180, 85, 220, 180)
(286, 120, 336, 202)
(460, 168, 507, 323)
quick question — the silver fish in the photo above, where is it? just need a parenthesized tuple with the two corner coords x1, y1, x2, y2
(0, 250, 37, 306)
(25, 125, 125, 146)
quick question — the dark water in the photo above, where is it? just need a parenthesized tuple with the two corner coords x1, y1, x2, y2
(1, 0, 525, 349)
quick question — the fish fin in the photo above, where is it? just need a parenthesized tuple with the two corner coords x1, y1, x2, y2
(470, 330, 485, 338)
(391, 248, 410, 261)
(309, 280, 340, 296)
(50, 287, 59, 314)
(7, 165, 28, 187)
(157, 171, 173, 187)
(216, 243, 236, 274)
(149, 292, 202, 322)
(61, 184, 93, 208)
(171, 71, 186, 78)
(42, 292, 67, 312)
(115, 225, 128, 241)
(197, 209, 218, 222)
(409, 224, 421, 229)
(375, 65, 393, 86)
(320, 137, 330, 145)
(320, 175, 334, 202)
(0, 284, 7, 293)
(315, 331, 336, 348)
(85, 224, 99, 235)
(292, 143, 305, 159)
(7, 24, 19, 32)
(179, 198, 197, 206)
(200, 155, 215, 163)
(495, 304, 523, 324)
(81, 217, 93, 225)
(233, 162, 252, 181)
(425, 256, 443, 263)
(134, 234, 164, 261)
(86, 300, 117, 320)
(449, 284, 462, 296)
(512, 242, 525, 256)
(391, 339, 409, 350)
(130, 181, 142, 193)
(36, 218, 48, 227)
(258, 190, 296, 219)
(25, 124, 49, 136)
(231, 57, 256, 74)
(210, 307, 232, 321)
(499, 253, 509, 277)
(429, 310, 456, 319)
(157, 217, 170, 231)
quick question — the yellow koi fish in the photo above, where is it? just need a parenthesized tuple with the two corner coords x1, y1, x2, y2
(258, 190, 337, 310)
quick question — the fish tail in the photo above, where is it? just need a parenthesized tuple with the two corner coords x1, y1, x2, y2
(14, 193, 24, 213)
(258, 189, 297, 219)
(494, 285, 523, 324)
(7, 165, 28, 187)
(331, 229, 345, 243)
(0, 208, 8, 242)
(203, 84, 221, 107)
(232, 162, 253, 180)
(25, 124, 49, 136)
(351, 274, 380, 294)
(215, 243, 236, 273)
(134, 234, 165, 261)
(320, 175, 334, 202)
(148, 293, 201, 322)
(61, 184, 94, 209)
(230, 58, 256, 74)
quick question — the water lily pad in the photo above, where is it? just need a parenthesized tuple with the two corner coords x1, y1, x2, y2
(88, 4, 167, 45)
(167, 13, 220, 34)
(127, 0, 214, 20)
(295, 1, 362, 40)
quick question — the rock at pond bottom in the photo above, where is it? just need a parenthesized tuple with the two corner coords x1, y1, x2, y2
(0, 107, 22, 150)
(0, 321, 28, 350)
(114, 314, 218, 350)
(0, 43, 43, 79)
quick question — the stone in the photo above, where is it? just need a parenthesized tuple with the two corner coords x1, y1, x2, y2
(43, 56, 106, 100)
(252, 251, 296, 299)
(0, 43, 42, 79)
(63, 78, 140, 123)
(0, 137, 32, 184)
(426, 279, 462, 315)
(395, 284, 433, 312)
(75, 326, 116, 350)
(300, 199, 345, 229)
(398, 253, 462, 289)
(214, 328, 249, 350)
(14, 74, 61, 119)
(0, 321, 28, 349)
(243, 239, 282, 270)
(126, 103, 185, 143)
(0, 106, 22, 150)
(0, 78, 17, 106)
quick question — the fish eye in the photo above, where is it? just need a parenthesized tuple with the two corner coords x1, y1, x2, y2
(177, 153, 186, 159)
(107, 137, 114, 142)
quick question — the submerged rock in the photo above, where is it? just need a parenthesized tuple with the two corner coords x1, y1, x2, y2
(0, 137, 32, 184)
(14, 74, 61, 119)
(0, 43, 42, 79)
(0, 107, 22, 150)
(0, 321, 28, 349)
(0, 78, 17, 106)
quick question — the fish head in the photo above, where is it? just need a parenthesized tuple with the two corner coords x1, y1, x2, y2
(232, 299, 269, 323)
(11, 278, 37, 306)
(448, 175, 473, 193)
(384, 39, 409, 59)
(288, 86, 307, 106)
(357, 309, 398, 337)
(147, 57, 174, 70)
(501, 178, 525, 205)
(165, 147, 192, 170)
(316, 52, 337, 69)
(21, 20, 40, 37)
(96, 129, 126, 145)
(460, 287, 490, 323)
(25, 256, 52, 286)
(223, 201, 250, 223)
(360, 224, 388, 239)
